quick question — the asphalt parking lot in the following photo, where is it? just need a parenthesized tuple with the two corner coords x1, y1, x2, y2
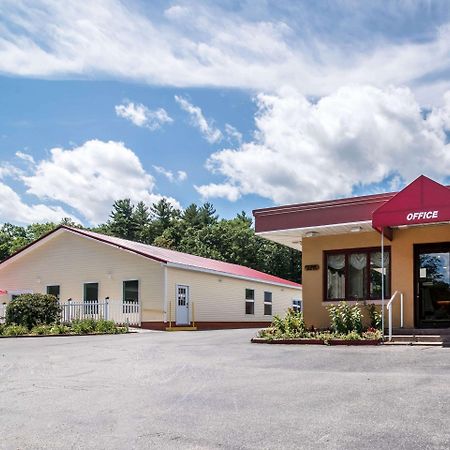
(1, 329, 450, 450)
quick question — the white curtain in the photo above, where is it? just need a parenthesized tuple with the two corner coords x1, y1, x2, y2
(371, 252, 390, 267)
(327, 254, 345, 270)
(327, 254, 345, 298)
(349, 253, 367, 270)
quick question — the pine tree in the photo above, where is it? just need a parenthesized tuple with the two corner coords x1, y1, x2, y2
(133, 201, 150, 243)
(108, 199, 137, 240)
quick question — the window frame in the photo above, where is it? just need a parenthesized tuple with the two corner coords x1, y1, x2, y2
(122, 279, 139, 304)
(323, 246, 391, 302)
(46, 285, 60, 300)
(264, 291, 272, 316)
(292, 299, 302, 313)
(245, 288, 255, 315)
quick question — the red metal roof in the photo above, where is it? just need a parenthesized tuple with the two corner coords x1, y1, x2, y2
(60, 227, 302, 288)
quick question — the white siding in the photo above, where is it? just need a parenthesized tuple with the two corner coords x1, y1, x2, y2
(166, 266, 301, 323)
(0, 231, 165, 322)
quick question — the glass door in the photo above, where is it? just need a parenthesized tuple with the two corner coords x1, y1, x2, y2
(415, 244, 450, 328)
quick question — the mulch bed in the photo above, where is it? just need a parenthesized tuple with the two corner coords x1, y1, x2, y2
(251, 337, 381, 345)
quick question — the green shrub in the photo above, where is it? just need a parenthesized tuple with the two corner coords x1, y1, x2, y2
(95, 319, 118, 334)
(6, 294, 61, 329)
(258, 309, 307, 339)
(327, 301, 363, 335)
(71, 318, 97, 334)
(30, 324, 53, 335)
(362, 328, 383, 340)
(3, 324, 28, 336)
(49, 324, 71, 335)
(342, 330, 362, 340)
(366, 304, 382, 330)
(0, 323, 5, 335)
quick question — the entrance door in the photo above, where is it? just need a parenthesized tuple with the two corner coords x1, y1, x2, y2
(415, 244, 450, 328)
(176, 285, 190, 325)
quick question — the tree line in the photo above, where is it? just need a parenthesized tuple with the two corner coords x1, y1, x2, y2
(0, 199, 301, 283)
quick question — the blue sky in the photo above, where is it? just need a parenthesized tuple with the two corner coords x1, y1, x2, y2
(1, 0, 450, 226)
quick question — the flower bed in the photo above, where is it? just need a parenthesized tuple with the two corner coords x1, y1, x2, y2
(251, 303, 383, 345)
(0, 319, 128, 337)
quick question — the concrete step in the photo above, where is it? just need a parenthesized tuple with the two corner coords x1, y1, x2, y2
(385, 334, 450, 346)
(384, 340, 444, 346)
(391, 328, 450, 336)
(388, 335, 444, 343)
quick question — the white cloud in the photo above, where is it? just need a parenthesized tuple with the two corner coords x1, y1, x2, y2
(197, 85, 450, 203)
(195, 182, 241, 202)
(175, 95, 222, 143)
(0, 181, 76, 224)
(16, 151, 35, 164)
(225, 124, 242, 144)
(115, 102, 173, 130)
(21, 140, 180, 224)
(1, 1, 450, 102)
(164, 5, 189, 20)
(153, 165, 187, 183)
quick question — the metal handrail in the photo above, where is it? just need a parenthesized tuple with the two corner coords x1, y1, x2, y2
(386, 291, 404, 341)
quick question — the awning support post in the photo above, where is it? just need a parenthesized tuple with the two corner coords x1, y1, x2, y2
(381, 227, 385, 339)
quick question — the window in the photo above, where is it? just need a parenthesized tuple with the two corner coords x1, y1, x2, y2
(326, 248, 390, 301)
(245, 289, 255, 314)
(83, 282, 99, 314)
(46, 285, 60, 300)
(264, 291, 272, 315)
(292, 299, 302, 313)
(123, 280, 139, 303)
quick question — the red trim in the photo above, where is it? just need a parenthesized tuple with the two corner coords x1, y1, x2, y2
(254, 176, 450, 234)
(253, 193, 393, 233)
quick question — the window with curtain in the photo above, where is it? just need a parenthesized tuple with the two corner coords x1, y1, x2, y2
(325, 248, 390, 301)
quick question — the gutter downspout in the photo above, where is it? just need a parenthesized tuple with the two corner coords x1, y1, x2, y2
(163, 264, 168, 323)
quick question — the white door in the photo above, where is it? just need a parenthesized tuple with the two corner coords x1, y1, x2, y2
(176, 285, 190, 325)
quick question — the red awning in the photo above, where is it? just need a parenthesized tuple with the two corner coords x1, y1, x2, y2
(372, 175, 450, 235)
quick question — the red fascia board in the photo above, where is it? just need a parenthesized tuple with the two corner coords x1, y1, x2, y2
(253, 193, 394, 233)
(254, 182, 450, 233)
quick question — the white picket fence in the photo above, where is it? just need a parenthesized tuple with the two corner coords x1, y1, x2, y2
(60, 300, 140, 326)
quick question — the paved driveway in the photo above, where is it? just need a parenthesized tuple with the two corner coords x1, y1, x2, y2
(1, 329, 450, 450)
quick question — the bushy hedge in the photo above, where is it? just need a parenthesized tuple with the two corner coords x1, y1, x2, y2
(0, 319, 128, 337)
(6, 293, 61, 329)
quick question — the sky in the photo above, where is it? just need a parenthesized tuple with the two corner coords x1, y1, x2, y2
(1, 0, 450, 226)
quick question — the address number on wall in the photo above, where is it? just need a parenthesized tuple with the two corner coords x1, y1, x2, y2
(305, 264, 320, 271)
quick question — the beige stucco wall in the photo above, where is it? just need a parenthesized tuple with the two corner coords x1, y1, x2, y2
(302, 223, 450, 329)
(166, 266, 302, 323)
(0, 230, 165, 322)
